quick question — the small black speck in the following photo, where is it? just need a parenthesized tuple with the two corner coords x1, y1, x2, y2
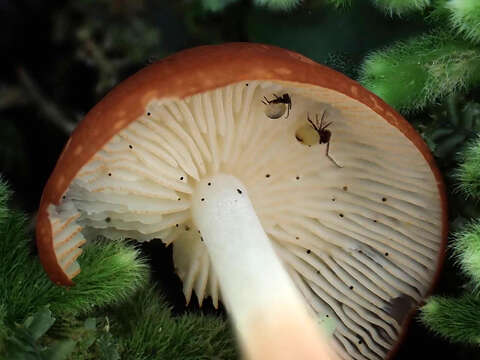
(175, 224, 179, 228)
(200, 237, 204, 242)
(316, 270, 320, 274)
(358, 250, 363, 254)
(180, 176, 184, 181)
(237, 189, 242, 194)
(349, 286, 354, 290)
(245, 83, 249, 86)
(326, 314, 329, 318)
(265, 174, 270, 178)
(185, 225, 190, 231)
(339, 213, 344, 218)
(129, 145, 133, 149)
(62, 195, 66, 200)
(358, 340, 363, 345)
(208, 182, 211, 186)
(105, 217, 111, 223)
(343, 186, 348, 191)
(306, 249, 311, 254)
(373, 219, 377, 223)
(295, 236, 299, 240)
(147, 112, 151, 116)
(331, 198, 335, 202)
(198, 230, 201, 233)
(108, 173, 112, 176)
(382, 197, 387, 202)
(296, 176, 300, 180)
(385, 252, 389, 256)
(178, 198, 181, 201)
(201, 198, 205, 202)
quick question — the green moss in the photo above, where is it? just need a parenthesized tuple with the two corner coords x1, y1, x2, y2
(109, 286, 237, 360)
(253, 0, 302, 11)
(359, 30, 480, 112)
(421, 294, 480, 344)
(371, 0, 431, 15)
(445, 0, 480, 43)
(452, 220, 480, 287)
(454, 136, 480, 199)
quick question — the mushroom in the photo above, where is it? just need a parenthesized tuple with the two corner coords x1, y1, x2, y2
(36, 43, 447, 360)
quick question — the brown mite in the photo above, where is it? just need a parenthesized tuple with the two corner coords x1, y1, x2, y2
(307, 112, 343, 168)
(262, 93, 292, 119)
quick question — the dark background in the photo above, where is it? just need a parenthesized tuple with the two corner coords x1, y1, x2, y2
(0, 0, 478, 358)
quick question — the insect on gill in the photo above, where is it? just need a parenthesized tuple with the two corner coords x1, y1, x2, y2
(307, 111, 343, 168)
(262, 93, 292, 119)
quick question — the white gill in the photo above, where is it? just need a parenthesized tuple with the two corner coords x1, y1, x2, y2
(48, 81, 443, 360)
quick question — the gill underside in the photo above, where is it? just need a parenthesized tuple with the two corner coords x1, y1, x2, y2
(49, 81, 443, 360)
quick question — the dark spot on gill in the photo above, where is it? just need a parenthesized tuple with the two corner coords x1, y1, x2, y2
(237, 189, 242, 194)
(306, 249, 311, 254)
(105, 217, 111, 223)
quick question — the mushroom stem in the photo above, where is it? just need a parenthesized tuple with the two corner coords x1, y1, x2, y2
(192, 174, 336, 360)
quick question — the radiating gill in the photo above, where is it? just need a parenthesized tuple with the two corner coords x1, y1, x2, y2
(48, 81, 444, 360)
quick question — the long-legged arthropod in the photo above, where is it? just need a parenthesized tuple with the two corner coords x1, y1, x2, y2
(307, 112, 343, 168)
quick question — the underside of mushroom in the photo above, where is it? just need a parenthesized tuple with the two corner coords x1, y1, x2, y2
(46, 80, 444, 360)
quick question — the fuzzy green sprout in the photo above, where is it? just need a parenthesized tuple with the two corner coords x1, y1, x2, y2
(454, 136, 480, 199)
(371, 0, 431, 15)
(445, 0, 480, 43)
(108, 286, 236, 360)
(421, 294, 480, 344)
(359, 30, 480, 113)
(451, 220, 480, 289)
(254, 0, 302, 10)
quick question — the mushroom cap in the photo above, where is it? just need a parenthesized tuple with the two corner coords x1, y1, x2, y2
(36, 43, 447, 360)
